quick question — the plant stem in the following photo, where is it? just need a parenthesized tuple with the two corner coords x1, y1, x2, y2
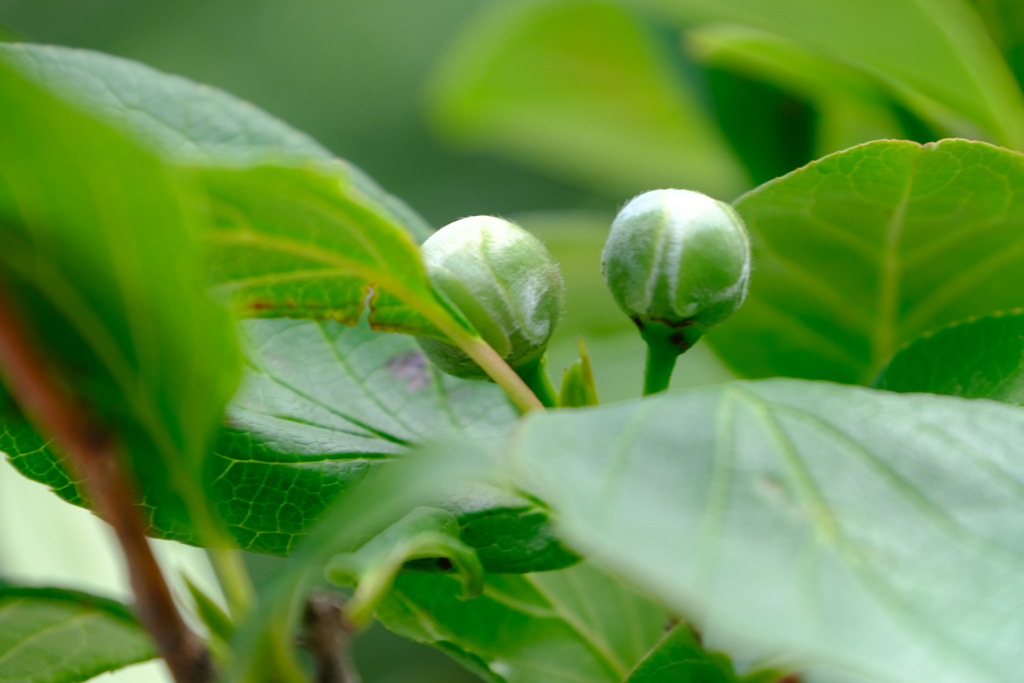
(431, 315, 544, 413)
(0, 288, 214, 683)
(302, 590, 362, 683)
(642, 343, 679, 396)
(516, 357, 558, 408)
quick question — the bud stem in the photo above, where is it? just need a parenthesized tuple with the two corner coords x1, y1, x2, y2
(642, 343, 679, 396)
(436, 321, 545, 413)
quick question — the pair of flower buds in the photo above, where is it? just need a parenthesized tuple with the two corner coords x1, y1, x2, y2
(418, 189, 751, 395)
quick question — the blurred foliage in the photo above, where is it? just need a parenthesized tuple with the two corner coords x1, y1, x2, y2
(0, 0, 611, 226)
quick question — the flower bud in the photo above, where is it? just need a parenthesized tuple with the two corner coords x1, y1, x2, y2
(602, 189, 751, 352)
(418, 216, 564, 380)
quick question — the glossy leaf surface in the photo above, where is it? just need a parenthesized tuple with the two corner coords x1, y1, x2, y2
(0, 585, 156, 683)
(199, 163, 454, 337)
(626, 0, 1024, 148)
(713, 139, 1024, 384)
(0, 43, 431, 241)
(875, 311, 1024, 404)
(0, 55, 239, 540)
(377, 562, 666, 683)
(511, 380, 1024, 683)
(427, 0, 745, 199)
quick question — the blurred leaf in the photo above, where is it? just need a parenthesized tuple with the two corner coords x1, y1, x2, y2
(624, 624, 743, 682)
(874, 311, 1024, 404)
(701, 65, 817, 188)
(968, 0, 1024, 93)
(0, 55, 239, 541)
(712, 139, 1024, 384)
(626, 0, 1024, 148)
(687, 25, 917, 160)
(327, 506, 484, 626)
(199, 163, 453, 337)
(377, 561, 667, 683)
(0, 42, 432, 242)
(510, 380, 1024, 683)
(428, 0, 746, 199)
(0, 584, 156, 683)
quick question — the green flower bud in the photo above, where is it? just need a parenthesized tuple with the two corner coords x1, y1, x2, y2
(602, 189, 751, 351)
(418, 216, 564, 381)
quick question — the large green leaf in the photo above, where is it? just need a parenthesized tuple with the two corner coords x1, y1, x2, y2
(376, 562, 667, 683)
(624, 0, 1024, 149)
(0, 55, 239, 541)
(7, 315, 569, 571)
(0, 585, 156, 683)
(509, 380, 1024, 683)
(198, 163, 456, 337)
(711, 139, 1024, 384)
(874, 311, 1024, 404)
(210, 318, 571, 571)
(0, 44, 445, 335)
(427, 0, 746, 199)
(0, 42, 432, 242)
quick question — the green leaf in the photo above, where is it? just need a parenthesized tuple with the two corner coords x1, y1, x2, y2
(7, 316, 573, 572)
(427, 0, 746, 199)
(212, 318, 574, 572)
(712, 139, 1024, 384)
(624, 0, 1024, 149)
(558, 338, 600, 408)
(227, 440, 501, 683)
(326, 506, 484, 626)
(0, 54, 239, 541)
(0, 585, 156, 683)
(0, 43, 432, 242)
(874, 311, 1024, 404)
(967, 0, 1024, 94)
(199, 163, 455, 337)
(377, 561, 667, 683)
(624, 625, 741, 682)
(687, 25, 915, 158)
(184, 577, 234, 646)
(212, 318, 572, 570)
(509, 380, 1024, 683)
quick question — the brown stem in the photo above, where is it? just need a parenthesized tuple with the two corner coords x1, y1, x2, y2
(302, 591, 362, 683)
(0, 288, 213, 683)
